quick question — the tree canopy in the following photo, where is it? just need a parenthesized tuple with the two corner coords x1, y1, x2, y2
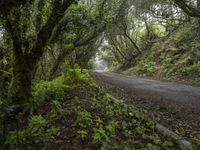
(0, 0, 200, 148)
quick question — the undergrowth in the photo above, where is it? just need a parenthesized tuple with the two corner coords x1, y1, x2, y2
(1, 66, 184, 149)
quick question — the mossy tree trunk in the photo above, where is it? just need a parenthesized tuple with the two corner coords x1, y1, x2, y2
(3, 0, 75, 110)
(9, 56, 32, 106)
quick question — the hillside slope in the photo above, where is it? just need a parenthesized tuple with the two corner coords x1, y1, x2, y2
(124, 22, 200, 83)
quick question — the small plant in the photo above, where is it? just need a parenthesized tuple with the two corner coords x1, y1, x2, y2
(27, 115, 60, 145)
(103, 94, 111, 102)
(92, 127, 109, 145)
(163, 140, 174, 149)
(49, 100, 66, 121)
(91, 97, 102, 108)
(105, 105, 114, 117)
(75, 111, 92, 128)
(77, 130, 88, 139)
(145, 118, 156, 129)
(6, 130, 28, 149)
(149, 134, 161, 145)
(144, 61, 156, 76)
(6, 115, 60, 149)
(136, 126, 146, 135)
(124, 144, 136, 150)
(105, 120, 118, 137)
(147, 143, 160, 150)
(51, 100, 63, 115)
(131, 60, 156, 76)
(95, 117, 103, 127)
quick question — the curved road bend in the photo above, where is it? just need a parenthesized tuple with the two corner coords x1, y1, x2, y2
(94, 71, 200, 108)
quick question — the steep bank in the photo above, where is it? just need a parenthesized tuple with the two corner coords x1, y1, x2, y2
(123, 22, 200, 83)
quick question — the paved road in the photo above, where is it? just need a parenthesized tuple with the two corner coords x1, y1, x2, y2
(94, 71, 200, 107)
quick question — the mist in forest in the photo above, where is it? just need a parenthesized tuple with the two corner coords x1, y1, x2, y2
(94, 56, 107, 71)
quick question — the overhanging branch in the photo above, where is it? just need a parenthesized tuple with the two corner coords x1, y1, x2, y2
(29, 0, 75, 68)
(174, 0, 200, 18)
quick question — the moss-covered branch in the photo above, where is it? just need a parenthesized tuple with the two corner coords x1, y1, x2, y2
(174, 0, 200, 18)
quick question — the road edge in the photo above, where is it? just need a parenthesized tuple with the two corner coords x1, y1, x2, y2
(155, 124, 193, 150)
(110, 95, 193, 150)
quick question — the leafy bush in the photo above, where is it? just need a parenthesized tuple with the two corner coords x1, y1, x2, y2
(6, 115, 60, 149)
(33, 66, 96, 107)
(75, 111, 93, 128)
(132, 60, 156, 76)
(51, 100, 64, 115)
(179, 61, 200, 76)
(92, 127, 109, 145)
(33, 76, 67, 104)
(63, 65, 96, 87)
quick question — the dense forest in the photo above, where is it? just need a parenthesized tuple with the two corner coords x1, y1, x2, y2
(0, 0, 200, 149)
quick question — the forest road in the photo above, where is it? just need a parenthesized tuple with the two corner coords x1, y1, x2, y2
(93, 71, 200, 108)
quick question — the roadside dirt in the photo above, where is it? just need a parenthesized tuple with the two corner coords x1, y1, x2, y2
(93, 71, 200, 142)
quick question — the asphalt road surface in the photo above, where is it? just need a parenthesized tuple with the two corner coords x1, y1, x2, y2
(94, 71, 200, 107)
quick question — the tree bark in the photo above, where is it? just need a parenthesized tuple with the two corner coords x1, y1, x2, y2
(49, 25, 106, 78)
(124, 33, 142, 54)
(8, 56, 32, 107)
(4, 0, 75, 109)
(49, 48, 74, 79)
(4, 14, 32, 107)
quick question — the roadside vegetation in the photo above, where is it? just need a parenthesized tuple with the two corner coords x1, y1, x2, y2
(98, 1, 200, 83)
(0, 0, 200, 149)
(123, 21, 200, 82)
(2, 68, 181, 149)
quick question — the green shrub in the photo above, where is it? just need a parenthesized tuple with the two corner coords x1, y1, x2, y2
(51, 100, 64, 115)
(6, 115, 60, 149)
(135, 60, 156, 76)
(75, 111, 93, 128)
(63, 65, 96, 87)
(105, 120, 118, 137)
(147, 143, 160, 150)
(33, 76, 68, 104)
(33, 66, 96, 108)
(92, 127, 109, 145)
(179, 61, 200, 76)
(163, 140, 174, 149)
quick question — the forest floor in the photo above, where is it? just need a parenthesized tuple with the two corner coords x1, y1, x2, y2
(93, 71, 200, 143)
(46, 87, 181, 149)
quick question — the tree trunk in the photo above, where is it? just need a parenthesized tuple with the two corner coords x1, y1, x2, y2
(49, 48, 74, 80)
(124, 33, 142, 54)
(174, 0, 200, 18)
(197, 0, 200, 40)
(8, 56, 32, 108)
(3, 0, 75, 112)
